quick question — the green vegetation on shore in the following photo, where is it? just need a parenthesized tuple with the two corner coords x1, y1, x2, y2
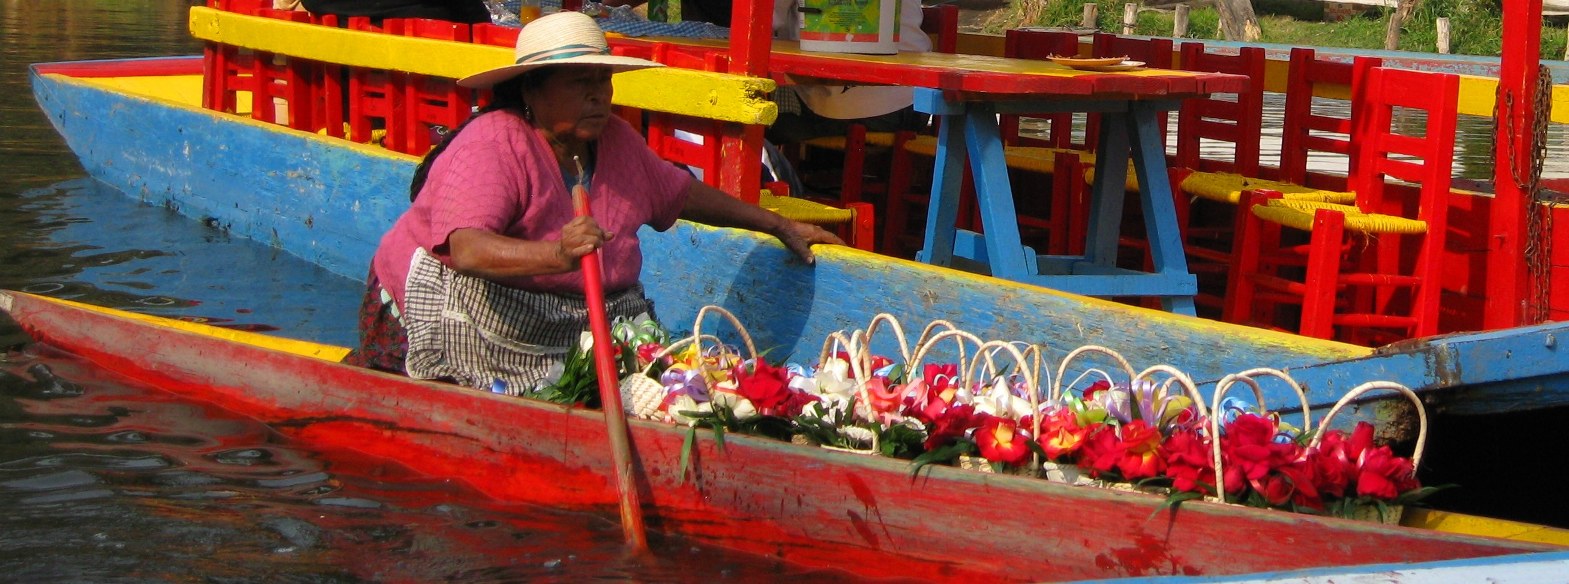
(987, 0, 1566, 60)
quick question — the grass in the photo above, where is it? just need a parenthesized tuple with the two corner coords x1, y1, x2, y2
(982, 0, 1568, 60)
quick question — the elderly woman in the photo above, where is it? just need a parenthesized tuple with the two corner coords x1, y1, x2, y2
(346, 12, 841, 392)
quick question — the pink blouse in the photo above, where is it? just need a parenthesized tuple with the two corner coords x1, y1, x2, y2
(372, 110, 693, 310)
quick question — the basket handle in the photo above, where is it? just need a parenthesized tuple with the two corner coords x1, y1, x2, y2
(1309, 381, 1427, 469)
(1133, 364, 1209, 421)
(907, 327, 985, 383)
(863, 312, 912, 366)
(1051, 345, 1136, 403)
(691, 305, 758, 363)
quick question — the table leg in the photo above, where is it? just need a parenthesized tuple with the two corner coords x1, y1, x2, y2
(1085, 111, 1133, 268)
(916, 109, 966, 267)
(962, 103, 1031, 279)
(1128, 102, 1196, 315)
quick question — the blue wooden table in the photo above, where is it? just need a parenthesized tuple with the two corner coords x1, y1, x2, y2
(914, 89, 1198, 315)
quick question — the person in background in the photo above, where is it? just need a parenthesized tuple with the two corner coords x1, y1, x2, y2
(766, 0, 932, 144)
(344, 12, 841, 392)
(299, 0, 492, 25)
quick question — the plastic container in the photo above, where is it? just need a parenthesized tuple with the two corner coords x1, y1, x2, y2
(797, 0, 902, 55)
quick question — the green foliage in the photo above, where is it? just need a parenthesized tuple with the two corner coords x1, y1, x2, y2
(1399, 0, 1503, 56)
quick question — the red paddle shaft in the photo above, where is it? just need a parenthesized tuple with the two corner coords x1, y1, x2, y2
(571, 157, 649, 553)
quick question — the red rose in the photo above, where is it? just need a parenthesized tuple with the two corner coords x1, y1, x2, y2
(923, 404, 984, 451)
(1162, 428, 1214, 494)
(975, 416, 1031, 466)
(1036, 408, 1090, 462)
(734, 358, 793, 416)
(1356, 446, 1416, 500)
(1115, 420, 1165, 480)
(1078, 424, 1122, 477)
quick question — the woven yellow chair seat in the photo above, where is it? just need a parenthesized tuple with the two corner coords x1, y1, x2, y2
(1178, 172, 1356, 205)
(901, 138, 1090, 176)
(803, 131, 901, 152)
(759, 190, 855, 225)
(1251, 199, 1427, 234)
(1080, 166, 1141, 191)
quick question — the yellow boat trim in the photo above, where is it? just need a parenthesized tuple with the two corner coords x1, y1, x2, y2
(759, 190, 855, 224)
(1403, 509, 1569, 548)
(187, 6, 777, 125)
(1179, 172, 1357, 205)
(26, 293, 351, 362)
(1253, 198, 1428, 234)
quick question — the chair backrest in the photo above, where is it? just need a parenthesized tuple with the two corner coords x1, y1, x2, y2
(1349, 66, 1459, 223)
(1004, 28, 1081, 60)
(1174, 42, 1267, 177)
(921, 4, 959, 54)
(1090, 33, 1173, 68)
(390, 18, 474, 155)
(1000, 29, 1083, 148)
(1279, 48, 1382, 186)
(471, 23, 520, 48)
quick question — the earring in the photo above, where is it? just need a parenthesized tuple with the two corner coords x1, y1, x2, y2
(522, 103, 533, 122)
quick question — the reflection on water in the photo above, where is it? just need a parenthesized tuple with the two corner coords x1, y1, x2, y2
(1, 349, 883, 582)
(0, 0, 361, 348)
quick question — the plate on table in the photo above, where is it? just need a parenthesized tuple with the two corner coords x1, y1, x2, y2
(1049, 55, 1145, 71)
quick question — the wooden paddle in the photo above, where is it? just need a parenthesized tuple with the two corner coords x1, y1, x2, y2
(570, 156, 650, 553)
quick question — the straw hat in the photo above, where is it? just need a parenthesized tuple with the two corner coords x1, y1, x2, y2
(458, 11, 662, 89)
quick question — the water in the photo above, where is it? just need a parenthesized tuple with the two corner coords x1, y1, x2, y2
(0, 2, 886, 580)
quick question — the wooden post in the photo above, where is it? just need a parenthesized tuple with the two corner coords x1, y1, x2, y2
(1082, 3, 1099, 29)
(1174, 4, 1190, 38)
(721, 0, 771, 203)
(1123, 3, 1138, 35)
(1487, 0, 1545, 329)
(1436, 17, 1451, 53)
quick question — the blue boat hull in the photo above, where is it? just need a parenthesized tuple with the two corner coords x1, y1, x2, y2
(29, 57, 1569, 421)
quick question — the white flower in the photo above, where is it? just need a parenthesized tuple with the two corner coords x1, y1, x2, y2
(664, 394, 713, 426)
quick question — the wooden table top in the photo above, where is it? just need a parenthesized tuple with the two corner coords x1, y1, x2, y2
(609, 37, 1249, 100)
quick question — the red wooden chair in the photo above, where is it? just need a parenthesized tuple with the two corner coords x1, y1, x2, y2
(1279, 48, 1383, 188)
(1174, 43, 1267, 177)
(1175, 52, 1380, 315)
(471, 23, 520, 48)
(249, 9, 318, 130)
(202, 0, 267, 115)
(393, 18, 474, 155)
(345, 17, 404, 148)
(1225, 66, 1460, 343)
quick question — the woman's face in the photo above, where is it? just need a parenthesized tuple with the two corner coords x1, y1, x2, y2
(525, 65, 615, 144)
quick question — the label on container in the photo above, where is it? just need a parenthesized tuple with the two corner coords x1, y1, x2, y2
(798, 0, 900, 43)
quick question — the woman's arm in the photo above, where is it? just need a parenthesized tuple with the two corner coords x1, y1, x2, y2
(677, 181, 844, 264)
(445, 216, 610, 279)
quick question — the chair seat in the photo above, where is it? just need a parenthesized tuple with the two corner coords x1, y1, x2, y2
(1179, 172, 1357, 205)
(803, 131, 902, 151)
(1251, 199, 1428, 234)
(760, 190, 856, 224)
(902, 138, 1091, 176)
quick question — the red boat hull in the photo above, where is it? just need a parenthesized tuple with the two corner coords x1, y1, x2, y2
(2, 291, 1554, 582)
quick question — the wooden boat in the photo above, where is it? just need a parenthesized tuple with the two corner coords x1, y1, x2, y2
(4, 289, 1566, 581)
(29, 49, 1569, 428)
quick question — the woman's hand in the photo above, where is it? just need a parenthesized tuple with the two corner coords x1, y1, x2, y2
(556, 215, 613, 267)
(773, 220, 844, 265)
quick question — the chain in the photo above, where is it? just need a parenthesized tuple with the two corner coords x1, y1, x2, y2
(1494, 64, 1554, 325)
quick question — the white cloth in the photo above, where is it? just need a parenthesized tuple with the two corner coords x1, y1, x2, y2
(772, 0, 932, 120)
